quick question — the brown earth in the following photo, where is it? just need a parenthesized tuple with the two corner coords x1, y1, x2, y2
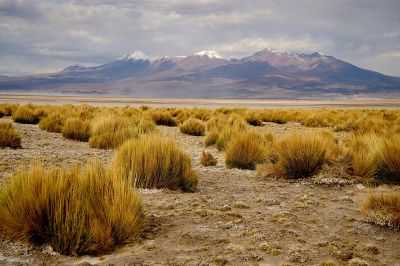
(0, 117, 399, 266)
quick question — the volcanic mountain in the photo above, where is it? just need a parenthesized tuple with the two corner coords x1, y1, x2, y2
(0, 48, 399, 98)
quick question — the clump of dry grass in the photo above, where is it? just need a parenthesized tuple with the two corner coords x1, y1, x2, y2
(361, 192, 400, 228)
(200, 151, 217, 166)
(0, 121, 21, 148)
(204, 131, 219, 146)
(225, 131, 271, 170)
(179, 118, 205, 136)
(12, 105, 39, 124)
(0, 162, 145, 255)
(245, 112, 263, 126)
(113, 134, 198, 191)
(0, 103, 18, 116)
(376, 136, 400, 184)
(89, 115, 155, 149)
(272, 131, 327, 178)
(61, 118, 91, 142)
(150, 110, 176, 126)
(38, 113, 65, 132)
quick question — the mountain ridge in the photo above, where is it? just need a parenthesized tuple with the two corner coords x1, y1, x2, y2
(0, 48, 399, 99)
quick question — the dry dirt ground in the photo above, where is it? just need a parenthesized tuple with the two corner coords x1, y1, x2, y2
(0, 117, 399, 266)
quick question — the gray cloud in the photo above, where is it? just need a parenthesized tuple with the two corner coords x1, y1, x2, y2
(0, 0, 399, 76)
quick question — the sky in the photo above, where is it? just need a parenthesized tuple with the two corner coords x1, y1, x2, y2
(0, 0, 399, 76)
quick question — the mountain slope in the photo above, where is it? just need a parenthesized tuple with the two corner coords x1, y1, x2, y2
(0, 49, 399, 98)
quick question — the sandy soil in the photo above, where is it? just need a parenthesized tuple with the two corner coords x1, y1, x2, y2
(0, 117, 399, 266)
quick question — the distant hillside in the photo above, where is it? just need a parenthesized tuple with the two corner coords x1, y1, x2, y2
(1, 48, 399, 99)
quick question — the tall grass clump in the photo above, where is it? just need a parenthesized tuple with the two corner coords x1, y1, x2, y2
(200, 151, 217, 167)
(272, 131, 327, 178)
(12, 105, 39, 124)
(150, 110, 176, 126)
(0, 162, 144, 255)
(376, 136, 400, 184)
(0, 121, 21, 148)
(38, 113, 65, 133)
(245, 111, 263, 126)
(361, 192, 400, 228)
(225, 131, 271, 170)
(113, 134, 198, 191)
(0, 103, 18, 116)
(89, 115, 155, 149)
(179, 118, 205, 136)
(62, 118, 91, 142)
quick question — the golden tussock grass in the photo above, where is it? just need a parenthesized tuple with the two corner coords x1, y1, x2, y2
(179, 118, 206, 136)
(271, 131, 327, 178)
(200, 151, 217, 166)
(61, 118, 91, 142)
(225, 131, 271, 170)
(361, 192, 400, 228)
(12, 105, 39, 124)
(0, 103, 18, 116)
(89, 115, 155, 149)
(0, 162, 145, 256)
(245, 111, 263, 126)
(38, 112, 65, 133)
(112, 134, 198, 191)
(376, 136, 400, 184)
(0, 121, 21, 148)
(149, 110, 177, 126)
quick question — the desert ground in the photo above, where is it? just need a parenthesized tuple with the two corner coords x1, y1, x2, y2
(0, 106, 399, 266)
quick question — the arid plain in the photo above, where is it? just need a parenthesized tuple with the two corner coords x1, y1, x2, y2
(0, 99, 399, 266)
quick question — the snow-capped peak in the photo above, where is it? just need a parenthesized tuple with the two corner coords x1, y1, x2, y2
(194, 50, 223, 59)
(117, 50, 150, 61)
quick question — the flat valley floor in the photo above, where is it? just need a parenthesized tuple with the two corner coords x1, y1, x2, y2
(0, 117, 399, 265)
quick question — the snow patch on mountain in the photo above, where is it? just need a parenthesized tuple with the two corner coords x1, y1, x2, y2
(117, 50, 150, 61)
(194, 50, 223, 59)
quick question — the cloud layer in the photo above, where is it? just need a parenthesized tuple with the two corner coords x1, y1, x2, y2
(0, 0, 399, 76)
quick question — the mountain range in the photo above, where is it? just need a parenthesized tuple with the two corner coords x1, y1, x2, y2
(1, 48, 399, 99)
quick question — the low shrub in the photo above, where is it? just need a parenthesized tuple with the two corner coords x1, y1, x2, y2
(38, 113, 65, 133)
(0, 121, 21, 148)
(150, 110, 176, 126)
(200, 151, 217, 166)
(12, 105, 39, 124)
(62, 118, 91, 142)
(225, 131, 270, 170)
(272, 131, 327, 178)
(113, 134, 198, 191)
(361, 192, 400, 228)
(0, 162, 145, 255)
(179, 118, 205, 136)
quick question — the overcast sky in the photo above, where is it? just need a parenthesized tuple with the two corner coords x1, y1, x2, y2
(0, 0, 399, 76)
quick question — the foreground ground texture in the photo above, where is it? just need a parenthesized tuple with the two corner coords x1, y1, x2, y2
(0, 117, 399, 266)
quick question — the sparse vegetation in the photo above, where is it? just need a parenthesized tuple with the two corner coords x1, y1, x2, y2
(0, 121, 21, 148)
(89, 115, 155, 149)
(179, 118, 205, 136)
(361, 192, 400, 228)
(62, 118, 91, 141)
(0, 162, 145, 255)
(39, 113, 65, 132)
(200, 151, 217, 166)
(150, 110, 177, 126)
(225, 131, 271, 170)
(271, 131, 327, 178)
(113, 134, 198, 191)
(12, 105, 39, 124)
